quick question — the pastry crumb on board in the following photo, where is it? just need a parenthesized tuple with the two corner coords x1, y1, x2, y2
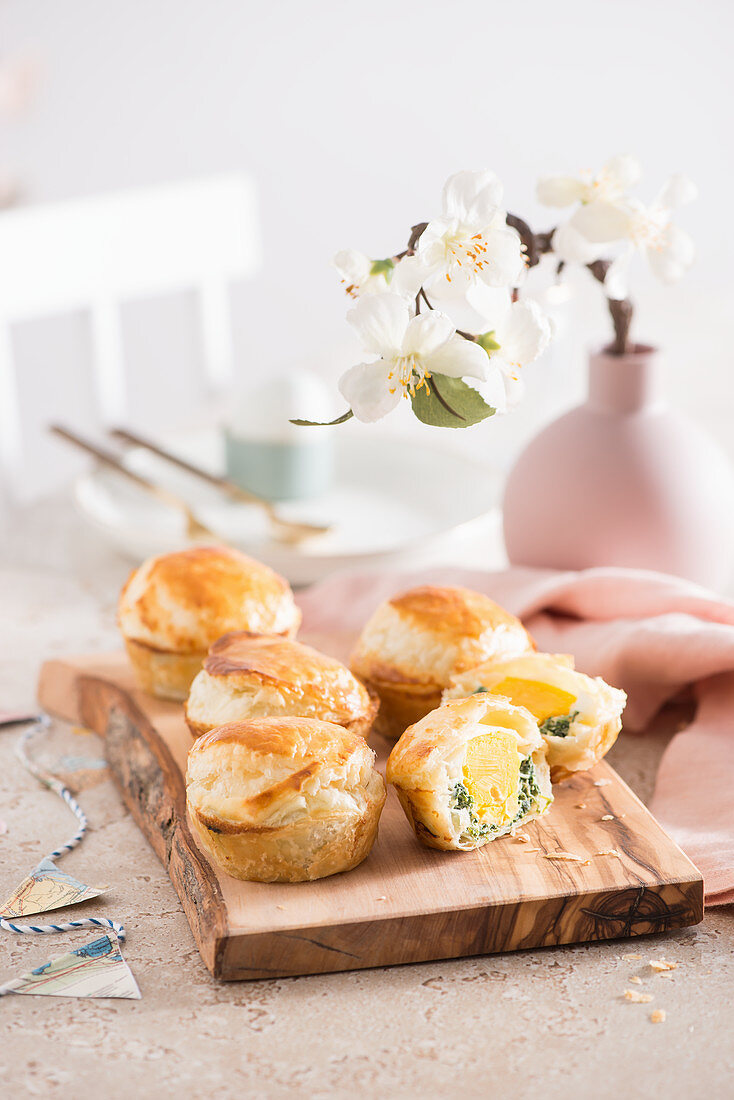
(624, 989, 654, 1003)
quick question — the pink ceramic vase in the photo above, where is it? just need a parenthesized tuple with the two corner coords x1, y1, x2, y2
(503, 345, 734, 590)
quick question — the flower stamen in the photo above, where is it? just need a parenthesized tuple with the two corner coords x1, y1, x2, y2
(388, 353, 433, 399)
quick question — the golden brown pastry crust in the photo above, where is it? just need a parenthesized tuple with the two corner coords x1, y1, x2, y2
(119, 545, 300, 652)
(118, 545, 300, 700)
(547, 717, 621, 784)
(124, 638, 206, 702)
(184, 632, 379, 739)
(350, 585, 535, 739)
(360, 682, 442, 741)
(186, 717, 386, 882)
(188, 796, 382, 884)
(388, 585, 528, 641)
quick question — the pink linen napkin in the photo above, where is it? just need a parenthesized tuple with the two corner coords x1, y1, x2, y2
(297, 565, 734, 905)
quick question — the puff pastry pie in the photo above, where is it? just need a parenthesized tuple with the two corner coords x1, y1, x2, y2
(185, 632, 378, 739)
(350, 585, 535, 739)
(186, 717, 386, 881)
(118, 545, 300, 701)
(387, 694, 552, 851)
(444, 653, 626, 781)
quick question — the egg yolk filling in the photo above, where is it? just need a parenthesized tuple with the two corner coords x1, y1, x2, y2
(488, 677, 576, 725)
(463, 729, 520, 826)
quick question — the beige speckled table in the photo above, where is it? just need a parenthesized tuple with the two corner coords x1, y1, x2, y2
(1, 498, 733, 1099)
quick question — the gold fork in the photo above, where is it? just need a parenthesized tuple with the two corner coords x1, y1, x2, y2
(51, 425, 225, 544)
(109, 427, 331, 546)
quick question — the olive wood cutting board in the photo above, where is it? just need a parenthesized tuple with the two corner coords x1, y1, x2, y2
(37, 652, 703, 981)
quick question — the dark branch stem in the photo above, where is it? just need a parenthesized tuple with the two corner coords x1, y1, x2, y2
(506, 213, 540, 268)
(394, 222, 429, 263)
(587, 259, 634, 355)
(407, 221, 428, 255)
(420, 286, 476, 341)
(506, 210, 634, 355)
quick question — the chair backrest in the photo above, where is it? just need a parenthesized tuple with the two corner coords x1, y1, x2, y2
(0, 174, 260, 502)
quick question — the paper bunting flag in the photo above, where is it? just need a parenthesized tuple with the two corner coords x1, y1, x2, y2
(0, 933, 140, 999)
(0, 857, 107, 919)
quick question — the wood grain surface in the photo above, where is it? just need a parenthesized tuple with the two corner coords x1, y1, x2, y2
(38, 653, 704, 981)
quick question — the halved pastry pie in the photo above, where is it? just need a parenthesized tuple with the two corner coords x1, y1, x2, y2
(185, 632, 378, 739)
(386, 694, 552, 851)
(444, 653, 626, 781)
(350, 585, 535, 739)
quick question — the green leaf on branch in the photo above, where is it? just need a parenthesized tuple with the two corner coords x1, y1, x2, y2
(370, 258, 394, 282)
(476, 330, 501, 354)
(410, 375, 495, 429)
(289, 409, 354, 427)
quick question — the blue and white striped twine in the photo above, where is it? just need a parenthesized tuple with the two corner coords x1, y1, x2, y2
(0, 715, 125, 942)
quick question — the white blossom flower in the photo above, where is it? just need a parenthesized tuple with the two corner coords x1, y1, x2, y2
(538, 155, 696, 298)
(537, 155, 641, 209)
(538, 156, 642, 265)
(468, 286, 553, 407)
(550, 221, 609, 265)
(404, 170, 527, 294)
(338, 292, 492, 422)
(572, 174, 698, 299)
(333, 249, 394, 298)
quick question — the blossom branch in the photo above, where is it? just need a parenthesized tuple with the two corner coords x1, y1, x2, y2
(410, 206, 635, 353)
(327, 163, 693, 427)
(330, 171, 556, 425)
(407, 221, 428, 254)
(507, 211, 634, 355)
(587, 260, 634, 355)
(395, 221, 430, 262)
(505, 214, 541, 268)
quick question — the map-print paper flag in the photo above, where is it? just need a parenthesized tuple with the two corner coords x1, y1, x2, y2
(0, 858, 107, 918)
(0, 933, 141, 999)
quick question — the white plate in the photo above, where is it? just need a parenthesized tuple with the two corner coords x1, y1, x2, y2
(73, 432, 501, 585)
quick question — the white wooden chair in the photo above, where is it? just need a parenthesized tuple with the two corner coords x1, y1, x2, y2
(0, 174, 260, 502)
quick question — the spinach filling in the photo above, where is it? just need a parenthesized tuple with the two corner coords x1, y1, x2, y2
(450, 754, 541, 843)
(539, 711, 579, 738)
(515, 755, 541, 819)
(450, 781, 492, 840)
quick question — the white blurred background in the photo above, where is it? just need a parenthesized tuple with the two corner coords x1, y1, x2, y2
(1, 0, 732, 505)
